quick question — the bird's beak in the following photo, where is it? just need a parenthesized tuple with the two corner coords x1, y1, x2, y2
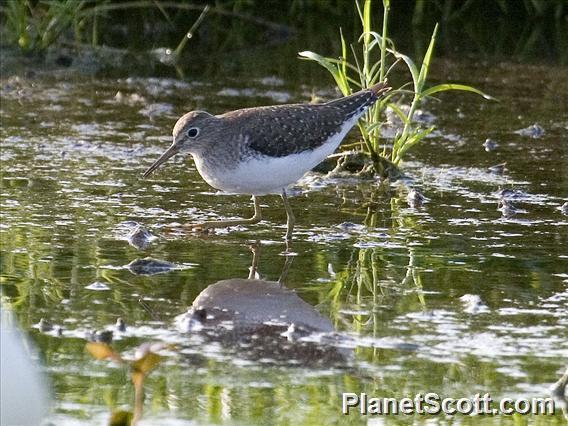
(143, 143, 180, 178)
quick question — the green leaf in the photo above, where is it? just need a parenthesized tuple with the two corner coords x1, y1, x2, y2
(355, 0, 364, 24)
(390, 49, 419, 90)
(417, 23, 438, 90)
(299, 51, 346, 93)
(421, 83, 496, 100)
(363, 0, 372, 35)
(298, 51, 338, 76)
(340, 28, 347, 77)
(364, 31, 383, 50)
(366, 122, 383, 135)
(394, 126, 435, 163)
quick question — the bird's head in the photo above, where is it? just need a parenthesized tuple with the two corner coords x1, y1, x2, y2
(143, 111, 216, 178)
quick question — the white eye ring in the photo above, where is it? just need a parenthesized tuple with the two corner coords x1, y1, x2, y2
(187, 127, 199, 138)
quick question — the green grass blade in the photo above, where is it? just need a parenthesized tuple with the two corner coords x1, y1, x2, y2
(355, 0, 364, 24)
(340, 28, 347, 77)
(390, 49, 419, 89)
(394, 126, 435, 163)
(298, 51, 340, 76)
(363, 0, 371, 34)
(151, 0, 174, 26)
(299, 51, 352, 95)
(368, 60, 382, 84)
(383, 57, 401, 79)
(350, 44, 365, 88)
(366, 122, 384, 135)
(345, 76, 363, 89)
(380, 0, 390, 81)
(416, 23, 438, 90)
(421, 83, 497, 100)
(362, 0, 372, 83)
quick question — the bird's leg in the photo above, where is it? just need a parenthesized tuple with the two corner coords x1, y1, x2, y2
(192, 195, 262, 231)
(278, 255, 294, 285)
(280, 189, 295, 241)
(248, 240, 261, 279)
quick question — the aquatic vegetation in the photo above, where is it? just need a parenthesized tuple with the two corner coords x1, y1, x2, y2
(300, 0, 493, 178)
(0, 0, 209, 55)
(3, 0, 87, 52)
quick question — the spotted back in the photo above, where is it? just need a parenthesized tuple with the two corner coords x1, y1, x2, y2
(220, 88, 383, 158)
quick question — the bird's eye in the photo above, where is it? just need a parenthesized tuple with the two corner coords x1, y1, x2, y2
(187, 127, 199, 138)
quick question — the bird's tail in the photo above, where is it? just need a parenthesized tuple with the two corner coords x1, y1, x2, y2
(368, 81, 390, 97)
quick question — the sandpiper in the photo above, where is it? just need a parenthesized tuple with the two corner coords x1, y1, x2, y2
(143, 82, 390, 240)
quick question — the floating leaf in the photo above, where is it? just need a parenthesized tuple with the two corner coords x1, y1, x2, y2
(109, 410, 133, 426)
(86, 342, 122, 363)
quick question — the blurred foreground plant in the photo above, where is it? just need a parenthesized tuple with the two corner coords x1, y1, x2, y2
(300, 0, 493, 178)
(87, 341, 174, 425)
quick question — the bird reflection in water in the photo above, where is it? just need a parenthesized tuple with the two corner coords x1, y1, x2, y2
(176, 242, 350, 365)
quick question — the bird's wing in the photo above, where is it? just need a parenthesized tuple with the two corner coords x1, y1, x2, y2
(221, 88, 382, 158)
(222, 104, 353, 158)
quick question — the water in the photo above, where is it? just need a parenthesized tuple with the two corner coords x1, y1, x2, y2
(1, 57, 567, 425)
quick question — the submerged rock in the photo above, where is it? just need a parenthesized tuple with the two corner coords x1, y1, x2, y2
(336, 222, 364, 233)
(496, 188, 527, 200)
(85, 329, 113, 344)
(127, 257, 176, 275)
(127, 224, 155, 250)
(37, 319, 53, 333)
(319, 151, 370, 176)
(407, 188, 426, 208)
(560, 202, 568, 215)
(514, 123, 545, 138)
(459, 294, 489, 314)
(94, 330, 113, 344)
(498, 199, 518, 218)
(315, 151, 403, 181)
(85, 281, 110, 291)
(281, 323, 312, 342)
(483, 138, 498, 152)
(549, 367, 568, 414)
(35, 319, 63, 336)
(115, 318, 126, 332)
(488, 162, 507, 174)
(114, 91, 147, 105)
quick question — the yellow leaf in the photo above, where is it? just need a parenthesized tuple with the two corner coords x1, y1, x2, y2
(86, 342, 122, 362)
(131, 351, 161, 376)
(108, 410, 133, 426)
